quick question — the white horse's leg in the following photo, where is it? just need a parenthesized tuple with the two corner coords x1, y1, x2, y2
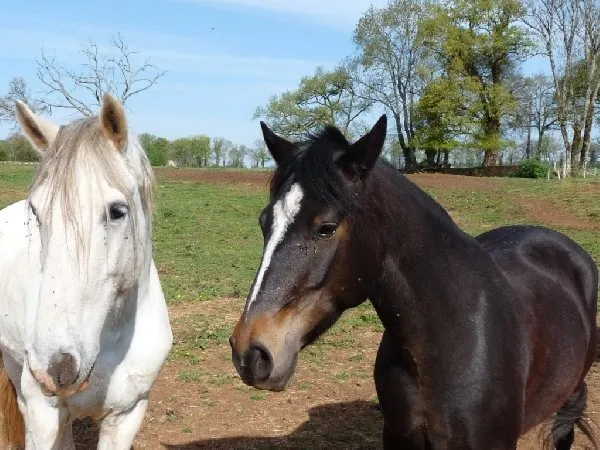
(19, 364, 70, 450)
(97, 398, 148, 450)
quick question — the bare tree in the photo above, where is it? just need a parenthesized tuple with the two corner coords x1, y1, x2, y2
(578, 0, 600, 166)
(351, 0, 434, 171)
(515, 74, 558, 158)
(36, 33, 165, 117)
(524, 0, 600, 175)
(0, 77, 48, 128)
(529, 74, 559, 156)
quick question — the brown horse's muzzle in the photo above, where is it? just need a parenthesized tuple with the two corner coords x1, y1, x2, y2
(229, 313, 300, 391)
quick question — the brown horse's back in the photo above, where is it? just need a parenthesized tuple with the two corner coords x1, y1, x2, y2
(478, 225, 598, 434)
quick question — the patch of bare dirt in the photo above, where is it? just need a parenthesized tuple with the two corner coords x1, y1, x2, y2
(155, 169, 272, 190)
(514, 196, 599, 231)
(131, 299, 382, 449)
(155, 169, 505, 194)
(73, 298, 600, 449)
(408, 173, 506, 191)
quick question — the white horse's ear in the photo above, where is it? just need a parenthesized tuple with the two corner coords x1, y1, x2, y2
(15, 101, 59, 153)
(99, 94, 128, 152)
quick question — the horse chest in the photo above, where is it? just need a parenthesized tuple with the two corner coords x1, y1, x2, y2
(67, 313, 171, 419)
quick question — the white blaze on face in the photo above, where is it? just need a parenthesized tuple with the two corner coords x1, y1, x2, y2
(246, 183, 304, 312)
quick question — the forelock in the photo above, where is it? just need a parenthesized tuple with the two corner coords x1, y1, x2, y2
(29, 116, 154, 258)
(269, 126, 355, 213)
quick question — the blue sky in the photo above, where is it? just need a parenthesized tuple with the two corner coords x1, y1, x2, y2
(0, 0, 389, 145)
(0, 0, 551, 146)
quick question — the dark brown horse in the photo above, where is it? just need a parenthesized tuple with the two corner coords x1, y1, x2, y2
(230, 116, 599, 449)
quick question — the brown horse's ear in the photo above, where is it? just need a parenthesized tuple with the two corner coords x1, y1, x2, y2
(260, 122, 298, 166)
(348, 115, 387, 172)
(100, 94, 128, 152)
(15, 101, 59, 153)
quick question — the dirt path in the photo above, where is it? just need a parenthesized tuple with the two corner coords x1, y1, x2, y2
(514, 195, 600, 230)
(30, 170, 600, 448)
(155, 168, 272, 190)
(73, 299, 600, 449)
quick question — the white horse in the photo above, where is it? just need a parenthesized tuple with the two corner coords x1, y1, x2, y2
(0, 95, 172, 449)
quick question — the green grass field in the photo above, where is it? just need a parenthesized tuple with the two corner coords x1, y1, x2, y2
(3, 164, 598, 305)
(1, 163, 599, 447)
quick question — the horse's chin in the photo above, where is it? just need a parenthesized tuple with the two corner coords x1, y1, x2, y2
(251, 375, 292, 392)
(241, 352, 298, 392)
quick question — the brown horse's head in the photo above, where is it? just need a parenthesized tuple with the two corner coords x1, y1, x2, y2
(230, 116, 387, 391)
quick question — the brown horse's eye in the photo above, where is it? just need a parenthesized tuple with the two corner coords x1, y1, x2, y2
(315, 223, 338, 240)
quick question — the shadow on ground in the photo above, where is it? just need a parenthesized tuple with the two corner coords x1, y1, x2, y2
(164, 400, 383, 450)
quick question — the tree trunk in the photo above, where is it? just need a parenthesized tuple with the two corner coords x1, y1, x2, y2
(394, 113, 416, 171)
(481, 118, 500, 166)
(443, 150, 449, 166)
(536, 129, 545, 156)
(581, 109, 594, 164)
(481, 59, 502, 167)
(424, 148, 436, 166)
(571, 122, 582, 172)
(581, 82, 600, 164)
(525, 122, 532, 159)
(558, 120, 572, 177)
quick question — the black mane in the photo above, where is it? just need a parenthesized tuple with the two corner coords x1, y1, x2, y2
(269, 126, 356, 212)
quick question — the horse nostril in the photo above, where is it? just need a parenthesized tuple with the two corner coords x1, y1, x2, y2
(244, 344, 273, 383)
(48, 352, 80, 389)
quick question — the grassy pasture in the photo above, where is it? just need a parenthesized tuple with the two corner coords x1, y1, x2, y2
(1, 163, 599, 448)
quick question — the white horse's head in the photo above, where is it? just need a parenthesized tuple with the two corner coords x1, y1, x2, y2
(16, 95, 154, 397)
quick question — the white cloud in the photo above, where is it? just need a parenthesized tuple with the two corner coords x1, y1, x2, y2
(173, 0, 388, 28)
(0, 24, 331, 81)
(149, 49, 333, 79)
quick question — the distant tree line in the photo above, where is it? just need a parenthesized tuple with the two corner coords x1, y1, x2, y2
(0, 134, 39, 162)
(3, 9, 600, 175)
(0, 131, 271, 169)
(254, 0, 600, 176)
(139, 133, 271, 168)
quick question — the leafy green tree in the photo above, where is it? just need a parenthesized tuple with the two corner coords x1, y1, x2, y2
(212, 137, 234, 166)
(251, 139, 271, 168)
(190, 135, 211, 167)
(414, 75, 465, 165)
(254, 65, 371, 138)
(421, 0, 532, 166)
(169, 135, 211, 167)
(7, 133, 39, 162)
(227, 144, 247, 168)
(0, 140, 8, 161)
(138, 133, 169, 166)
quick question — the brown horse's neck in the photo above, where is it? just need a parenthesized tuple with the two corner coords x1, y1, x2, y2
(354, 165, 496, 338)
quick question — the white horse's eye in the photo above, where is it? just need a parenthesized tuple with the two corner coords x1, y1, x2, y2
(108, 203, 129, 221)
